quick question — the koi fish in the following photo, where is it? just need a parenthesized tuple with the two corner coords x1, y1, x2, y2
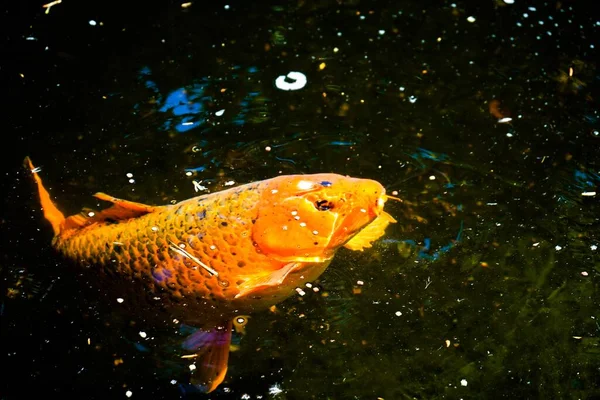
(24, 156, 396, 392)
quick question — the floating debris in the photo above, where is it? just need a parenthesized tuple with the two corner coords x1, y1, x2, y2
(275, 71, 307, 91)
(42, 0, 62, 14)
(168, 240, 219, 276)
(193, 180, 208, 192)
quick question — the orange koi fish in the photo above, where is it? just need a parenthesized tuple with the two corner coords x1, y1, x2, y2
(24, 156, 396, 392)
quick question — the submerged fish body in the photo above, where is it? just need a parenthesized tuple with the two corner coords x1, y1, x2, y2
(24, 157, 396, 392)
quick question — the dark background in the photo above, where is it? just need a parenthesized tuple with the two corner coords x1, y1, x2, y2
(2, 1, 599, 399)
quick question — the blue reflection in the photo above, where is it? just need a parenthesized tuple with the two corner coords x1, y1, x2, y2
(137, 65, 264, 133)
(329, 141, 355, 146)
(133, 342, 150, 353)
(384, 221, 464, 261)
(184, 165, 207, 173)
(573, 170, 599, 189)
(417, 220, 464, 261)
(410, 148, 449, 162)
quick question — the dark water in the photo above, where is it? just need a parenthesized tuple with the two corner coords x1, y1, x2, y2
(2, 0, 599, 399)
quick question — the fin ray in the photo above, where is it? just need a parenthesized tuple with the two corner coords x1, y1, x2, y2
(184, 321, 233, 393)
(234, 263, 300, 299)
(63, 193, 159, 231)
(24, 157, 65, 236)
(344, 211, 396, 251)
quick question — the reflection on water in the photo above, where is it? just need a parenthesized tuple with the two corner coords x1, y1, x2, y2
(2, 0, 599, 399)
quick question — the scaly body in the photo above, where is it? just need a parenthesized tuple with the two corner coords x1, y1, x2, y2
(25, 157, 396, 392)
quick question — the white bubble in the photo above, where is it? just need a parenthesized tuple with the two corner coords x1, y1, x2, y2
(89, 20, 97, 26)
(215, 109, 225, 116)
(467, 16, 476, 23)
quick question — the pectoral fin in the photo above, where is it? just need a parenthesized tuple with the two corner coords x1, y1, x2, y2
(344, 211, 396, 251)
(234, 262, 300, 299)
(182, 321, 233, 393)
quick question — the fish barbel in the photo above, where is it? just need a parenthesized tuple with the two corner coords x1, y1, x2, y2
(24, 156, 396, 392)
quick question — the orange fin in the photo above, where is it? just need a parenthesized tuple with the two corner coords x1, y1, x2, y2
(344, 211, 396, 251)
(93, 192, 157, 214)
(182, 321, 233, 393)
(234, 262, 300, 299)
(62, 192, 158, 231)
(23, 157, 65, 236)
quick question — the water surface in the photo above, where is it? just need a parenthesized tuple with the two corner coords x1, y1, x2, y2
(2, 0, 599, 399)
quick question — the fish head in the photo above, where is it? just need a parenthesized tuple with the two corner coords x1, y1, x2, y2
(253, 173, 387, 262)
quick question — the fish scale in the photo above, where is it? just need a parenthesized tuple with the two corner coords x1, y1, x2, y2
(53, 183, 276, 309)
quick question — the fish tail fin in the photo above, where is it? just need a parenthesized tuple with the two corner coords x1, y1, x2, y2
(182, 320, 233, 393)
(24, 157, 65, 236)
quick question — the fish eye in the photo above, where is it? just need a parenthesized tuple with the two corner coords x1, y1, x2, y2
(315, 199, 334, 211)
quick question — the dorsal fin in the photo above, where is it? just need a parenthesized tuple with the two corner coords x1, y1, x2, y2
(62, 192, 158, 231)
